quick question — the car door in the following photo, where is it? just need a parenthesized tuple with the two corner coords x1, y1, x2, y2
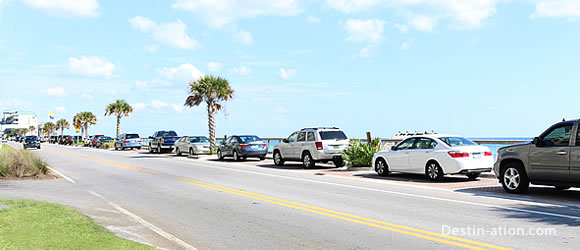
(284, 132, 299, 159)
(529, 123, 572, 182)
(176, 137, 184, 152)
(569, 123, 580, 182)
(295, 132, 307, 158)
(408, 137, 437, 173)
(387, 138, 416, 171)
(279, 132, 297, 159)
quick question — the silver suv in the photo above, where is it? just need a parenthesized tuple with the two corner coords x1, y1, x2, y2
(273, 127, 349, 168)
(494, 119, 580, 193)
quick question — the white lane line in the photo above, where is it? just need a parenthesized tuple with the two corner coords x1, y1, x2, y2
(46, 166, 77, 184)
(190, 162, 580, 221)
(88, 190, 197, 250)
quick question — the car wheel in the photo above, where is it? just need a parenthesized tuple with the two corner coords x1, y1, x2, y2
(233, 151, 240, 161)
(333, 158, 345, 168)
(273, 151, 284, 166)
(259, 156, 266, 161)
(157, 144, 162, 154)
(114, 144, 118, 150)
(466, 173, 481, 180)
(375, 158, 389, 176)
(148, 144, 154, 153)
(189, 148, 195, 156)
(176, 147, 182, 156)
(217, 150, 224, 160)
(137, 147, 141, 150)
(302, 152, 315, 169)
(501, 162, 529, 194)
(425, 162, 444, 181)
(555, 186, 570, 190)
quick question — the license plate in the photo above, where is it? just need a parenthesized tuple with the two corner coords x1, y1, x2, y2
(333, 145, 339, 149)
(251, 145, 259, 149)
(473, 153, 481, 159)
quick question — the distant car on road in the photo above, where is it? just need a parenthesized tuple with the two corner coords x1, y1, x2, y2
(148, 130, 179, 153)
(217, 135, 267, 161)
(372, 134, 493, 181)
(115, 133, 142, 150)
(273, 127, 349, 168)
(94, 136, 113, 148)
(58, 135, 73, 145)
(23, 135, 41, 149)
(88, 135, 105, 147)
(494, 119, 580, 193)
(175, 136, 211, 156)
(49, 136, 58, 144)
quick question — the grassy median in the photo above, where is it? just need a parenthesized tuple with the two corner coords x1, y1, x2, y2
(0, 199, 154, 249)
(0, 144, 49, 178)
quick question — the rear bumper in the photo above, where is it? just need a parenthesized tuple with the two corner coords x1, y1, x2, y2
(443, 159, 494, 174)
(311, 150, 344, 161)
(239, 150, 267, 157)
(122, 142, 142, 147)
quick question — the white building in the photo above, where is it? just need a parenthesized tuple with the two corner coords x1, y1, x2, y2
(1, 111, 39, 136)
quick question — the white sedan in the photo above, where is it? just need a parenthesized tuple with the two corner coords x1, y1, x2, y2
(372, 134, 493, 181)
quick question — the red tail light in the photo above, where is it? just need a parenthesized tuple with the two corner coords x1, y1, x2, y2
(484, 152, 492, 157)
(123, 140, 129, 143)
(448, 151, 470, 158)
(137, 140, 141, 143)
(161, 138, 164, 143)
(315, 142, 323, 150)
(262, 144, 267, 147)
(240, 144, 249, 147)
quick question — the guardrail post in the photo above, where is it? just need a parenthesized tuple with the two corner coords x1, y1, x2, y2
(366, 131, 372, 144)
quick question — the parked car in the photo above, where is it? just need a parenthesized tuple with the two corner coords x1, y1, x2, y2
(175, 136, 211, 156)
(94, 136, 113, 148)
(372, 134, 493, 181)
(49, 136, 58, 144)
(23, 135, 41, 149)
(1, 137, 7, 143)
(217, 135, 267, 161)
(115, 133, 142, 150)
(89, 135, 105, 147)
(494, 120, 580, 193)
(273, 127, 349, 168)
(148, 130, 179, 153)
(72, 135, 82, 144)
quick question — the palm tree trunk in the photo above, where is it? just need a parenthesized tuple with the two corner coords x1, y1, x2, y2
(207, 103, 216, 149)
(116, 115, 121, 138)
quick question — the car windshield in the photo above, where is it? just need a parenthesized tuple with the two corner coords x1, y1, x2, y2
(101, 137, 112, 140)
(319, 131, 348, 140)
(25, 136, 37, 141)
(438, 137, 478, 147)
(239, 136, 261, 142)
(126, 134, 139, 139)
(190, 137, 209, 143)
(161, 131, 178, 137)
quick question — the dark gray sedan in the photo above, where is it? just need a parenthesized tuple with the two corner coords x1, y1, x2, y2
(23, 135, 41, 149)
(217, 135, 268, 161)
(175, 136, 211, 156)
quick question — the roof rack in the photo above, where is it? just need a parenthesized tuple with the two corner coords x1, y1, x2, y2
(301, 127, 339, 131)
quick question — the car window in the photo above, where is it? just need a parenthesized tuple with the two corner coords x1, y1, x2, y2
(307, 132, 315, 142)
(161, 131, 177, 137)
(543, 125, 572, 146)
(190, 137, 209, 143)
(413, 138, 437, 149)
(126, 134, 139, 139)
(395, 138, 416, 150)
(288, 132, 298, 143)
(577, 127, 580, 146)
(239, 136, 261, 142)
(319, 131, 348, 140)
(297, 132, 306, 142)
(439, 137, 478, 147)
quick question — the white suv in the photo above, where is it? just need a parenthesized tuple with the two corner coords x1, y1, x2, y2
(273, 127, 349, 168)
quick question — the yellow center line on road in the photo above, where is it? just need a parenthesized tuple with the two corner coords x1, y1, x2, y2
(181, 178, 511, 250)
(44, 148, 158, 173)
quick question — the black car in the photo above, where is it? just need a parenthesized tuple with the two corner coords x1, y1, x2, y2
(23, 135, 41, 149)
(95, 136, 113, 148)
(217, 135, 268, 161)
(59, 135, 73, 145)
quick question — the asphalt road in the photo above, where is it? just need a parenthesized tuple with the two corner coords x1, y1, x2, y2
(2, 142, 580, 250)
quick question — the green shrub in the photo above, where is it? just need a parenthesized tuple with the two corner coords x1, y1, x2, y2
(99, 142, 115, 149)
(72, 141, 84, 146)
(342, 139, 381, 167)
(0, 145, 48, 178)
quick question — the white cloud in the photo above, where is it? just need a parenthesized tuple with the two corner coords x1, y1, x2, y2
(46, 86, 67, 97)
(207, 62, 223, 72)
(344, 19, 385, 44)
(306, 15, 320, 23)
(133, 102, 147, 110)
(55, 106, 66, 112)
(275, 107, 287, 113)
(21, 0, 99, 17)
(129, 16, 200, 50)
(409, 16, 436, 32)
(533, 0, 580, 18)
(401, 39, 415, 50)
(231, 66, 252, 75)
(172, 104, 184, 113)
(355, 46, 372, 58)
(158, 64, 204, 81)
(0, 98, 33, 110)
(144, 44, 159, 53)
(150, 99, 168, 109)
(326, 0, 379, 14)
(172, 0, 302, 28)
(68, 56, 115, 78)
(135, 80, 150, 90)
(394, 23, 409, 33)
(81, 93, 93, 99)
(232, 29, 253, 45)
(279, 68, 296, 80)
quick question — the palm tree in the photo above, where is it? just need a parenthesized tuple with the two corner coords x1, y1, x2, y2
(72, 114, 83, 138)
(105, 100, 133, 138)
(56, 119, 70, 137)
(184, 75, 234, 149)
(43, 122, 56, 136)
(77, 112, 97, 139)
(28, 125, 36, 136)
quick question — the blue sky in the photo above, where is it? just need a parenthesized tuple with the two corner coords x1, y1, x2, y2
(1, 0, 579, 139)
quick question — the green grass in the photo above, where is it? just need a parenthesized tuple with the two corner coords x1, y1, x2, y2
(1, 144, 16, 153)
(0, 199, 154, 249)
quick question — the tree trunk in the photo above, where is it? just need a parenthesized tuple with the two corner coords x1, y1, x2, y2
(207, 102, 216, 150)
(84, 125, 89, 139)
(116, 115, 121, 138)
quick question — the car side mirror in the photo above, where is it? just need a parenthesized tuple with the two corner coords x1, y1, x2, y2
(532, 137, 542, 146)
(391, 146, 397, 151)
(282, 139, 289, 143)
